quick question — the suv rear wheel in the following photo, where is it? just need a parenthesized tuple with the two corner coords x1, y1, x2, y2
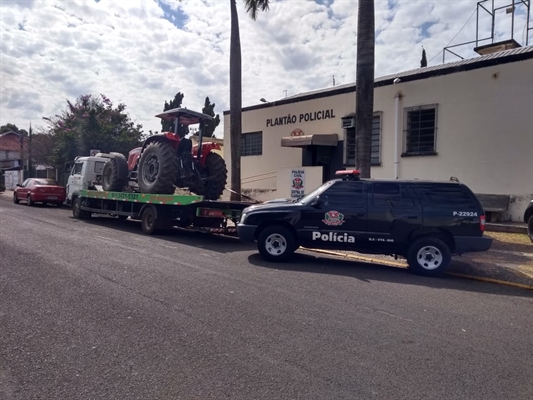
(407, 237, 451, 277)
(257, 225, 297, 262)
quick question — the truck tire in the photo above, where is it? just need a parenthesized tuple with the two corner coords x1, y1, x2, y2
(141, 206, 158, 234)
(190, 152, 227, 200)
(72, 197, 91, 219)
(257, 225, 297, 262)
(406, 237, 451, 277)
(102, 153, 128, 192)
(138, 141, 178, 194)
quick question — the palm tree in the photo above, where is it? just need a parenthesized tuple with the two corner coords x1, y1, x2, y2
(229, 0, 270, 201)
(355, 0, 375, 178)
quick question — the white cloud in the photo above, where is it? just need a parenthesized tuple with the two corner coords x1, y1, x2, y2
(0, 0, 531, 139)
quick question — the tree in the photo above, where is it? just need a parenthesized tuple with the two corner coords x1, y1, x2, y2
(160, 92, 188, 137)
(201, 97, 221, 138)
(229, 0, 270, 201)
(421, 47, 428, 67)
(30, 131, 55, 167)
(43, 94, 144, 168)
(355, 0, 375, 178)
(0, 123, 28, 137)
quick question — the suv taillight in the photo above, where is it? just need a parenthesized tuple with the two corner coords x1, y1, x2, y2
(480, 215, 486, 232)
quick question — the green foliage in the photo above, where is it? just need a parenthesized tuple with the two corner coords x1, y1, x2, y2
(31, 132, 56, 166)
(44, 94, 144, 167)
(161, 92, 188, 137)
(201, 97, 221, 138)
(421, 48, 428, 68)
(0, 123, 28, 136)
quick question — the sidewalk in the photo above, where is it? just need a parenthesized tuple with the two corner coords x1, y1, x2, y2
(1, 189, 531, 289)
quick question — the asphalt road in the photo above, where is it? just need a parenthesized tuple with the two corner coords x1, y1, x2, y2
(1, 197, 532, 400)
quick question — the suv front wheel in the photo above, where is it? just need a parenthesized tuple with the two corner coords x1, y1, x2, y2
(257, 225, 297, 262)
(407, 237, 451, 277)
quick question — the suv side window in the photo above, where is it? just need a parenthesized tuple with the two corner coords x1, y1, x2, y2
(71, 162, 83, 175)
(371, 182, 415, 208)
(322, 181, 366, 208)
(416, 183, 477, 209)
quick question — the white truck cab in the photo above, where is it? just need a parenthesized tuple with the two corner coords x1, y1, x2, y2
(66, 156, 108, 205)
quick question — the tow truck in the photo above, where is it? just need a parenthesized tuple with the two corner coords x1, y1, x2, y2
(72, 188, 252, 235)
(68, 158, 254, 235)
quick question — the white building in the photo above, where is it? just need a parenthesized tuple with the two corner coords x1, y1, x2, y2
(223, 46, 533, 221)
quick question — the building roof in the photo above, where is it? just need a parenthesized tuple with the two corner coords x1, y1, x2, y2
(227, 45, 533, 114)
(0, 131, 26, 152)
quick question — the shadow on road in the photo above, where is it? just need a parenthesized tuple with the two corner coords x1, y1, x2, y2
(247, 252, 533, 298)
(73, 215, 256, 254)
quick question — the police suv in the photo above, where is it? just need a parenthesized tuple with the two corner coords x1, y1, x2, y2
(237, 170, 493, 276)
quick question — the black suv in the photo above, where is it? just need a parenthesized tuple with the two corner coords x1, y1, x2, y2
(524, 200, 533, 242)
(237, 170, 492, 276)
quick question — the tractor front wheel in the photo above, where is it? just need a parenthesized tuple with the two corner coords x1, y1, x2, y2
(190, 152, 227, 200)
(138, 141, 179, 194)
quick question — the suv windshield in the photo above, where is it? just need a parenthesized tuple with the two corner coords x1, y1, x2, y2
(297, 181, 335, 205)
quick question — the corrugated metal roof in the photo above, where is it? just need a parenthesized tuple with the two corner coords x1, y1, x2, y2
(283, 45, 533, 101)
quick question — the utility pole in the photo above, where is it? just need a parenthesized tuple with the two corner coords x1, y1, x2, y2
(28, 123, 33, 177)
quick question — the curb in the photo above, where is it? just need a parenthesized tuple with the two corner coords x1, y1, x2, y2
(304, 248, 533, 290)
(486, 223, 528, 235)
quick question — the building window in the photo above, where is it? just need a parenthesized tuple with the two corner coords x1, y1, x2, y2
(344, 113, 381, 166)
(403, 105, 438, 156)
(241, 131, 262, 156)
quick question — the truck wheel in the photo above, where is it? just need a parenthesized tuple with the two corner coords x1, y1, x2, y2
(102, 154, 128, 192)
(406, 237, 451, 277)
(138, 141, 178, 194)
(141, 206, 158, 234)
(72, 198, 91, 219)
(13, 193, 19, 204)
(257, 225, 297, 262)
(527, 215, 533, 242)
(190, 152, 227, 200)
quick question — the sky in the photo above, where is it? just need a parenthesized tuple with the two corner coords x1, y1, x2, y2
(1, 0, 531, 137)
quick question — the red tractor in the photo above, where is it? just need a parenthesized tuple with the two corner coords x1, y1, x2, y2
(101, 108, 227, 200)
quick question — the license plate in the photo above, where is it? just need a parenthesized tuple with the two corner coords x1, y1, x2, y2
(48, 196, 58, 200)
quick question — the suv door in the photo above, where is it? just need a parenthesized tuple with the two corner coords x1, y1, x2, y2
(366, 182, 422, 249)
(296, 180, 368, 250)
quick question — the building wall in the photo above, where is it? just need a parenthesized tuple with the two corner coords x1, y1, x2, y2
(224, 56, 533, 220)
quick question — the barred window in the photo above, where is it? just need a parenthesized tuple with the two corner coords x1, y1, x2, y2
(345, 113, 381, 166)
(403, 105, 437, 155)
(241, 131, 262, 156)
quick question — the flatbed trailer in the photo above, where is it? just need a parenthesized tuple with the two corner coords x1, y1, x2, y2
(72, 189, 254, 235)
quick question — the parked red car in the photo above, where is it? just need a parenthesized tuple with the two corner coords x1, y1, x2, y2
(13, 178, 66, 206)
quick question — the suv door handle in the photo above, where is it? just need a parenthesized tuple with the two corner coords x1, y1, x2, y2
(406, 215, 418, 219)
(356, 212, 366, 217)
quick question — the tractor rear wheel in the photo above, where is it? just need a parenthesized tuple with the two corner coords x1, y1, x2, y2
(102, 153, 128, 192)
(190, 152, 227, 200)
(138, 141, 179, 194)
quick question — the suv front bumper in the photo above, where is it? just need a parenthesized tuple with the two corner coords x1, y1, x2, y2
(454, 235, 493, 254)
(237, 224, 257, 243)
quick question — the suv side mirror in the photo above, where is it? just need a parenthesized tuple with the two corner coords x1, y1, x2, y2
(312, 195, 324, 208)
